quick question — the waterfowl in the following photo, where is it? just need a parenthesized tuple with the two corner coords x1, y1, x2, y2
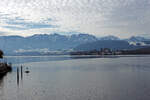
(25, 67, 30, 73)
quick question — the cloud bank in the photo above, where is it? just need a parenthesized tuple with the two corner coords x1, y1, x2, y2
(0, 0, 150, 38)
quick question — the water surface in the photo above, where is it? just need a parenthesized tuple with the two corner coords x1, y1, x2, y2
(0, 55, 150, 100)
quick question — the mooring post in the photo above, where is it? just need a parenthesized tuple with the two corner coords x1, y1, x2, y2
(21, 65, 23, 80)
(17, 67, 19, 85)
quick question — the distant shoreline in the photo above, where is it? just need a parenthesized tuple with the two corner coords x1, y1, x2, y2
(5, 54, 150, 59)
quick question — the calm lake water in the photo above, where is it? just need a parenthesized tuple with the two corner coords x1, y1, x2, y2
(1, 55, 150, 100)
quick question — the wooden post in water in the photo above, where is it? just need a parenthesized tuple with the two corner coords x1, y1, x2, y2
(21, 66, 23, 80)
(17, 67, 19, 85)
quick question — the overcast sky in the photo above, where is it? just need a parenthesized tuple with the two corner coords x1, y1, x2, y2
(0, 0, 150, 38)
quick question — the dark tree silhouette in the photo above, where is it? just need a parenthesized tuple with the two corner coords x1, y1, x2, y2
(0, 50, 4, 59)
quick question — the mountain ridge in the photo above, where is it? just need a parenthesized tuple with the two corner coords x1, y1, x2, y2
(0, 33, 150, 55)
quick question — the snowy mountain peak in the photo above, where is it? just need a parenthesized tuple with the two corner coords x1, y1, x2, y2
(99, 35, 120, 40)
(128, 36, 147, 42)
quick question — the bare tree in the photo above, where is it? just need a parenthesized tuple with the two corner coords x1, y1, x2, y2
(0, 50, 4, 59)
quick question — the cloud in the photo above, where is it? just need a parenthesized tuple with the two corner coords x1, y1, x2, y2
(2, 26, 27, 30)
(0, 0, 149, 38)
(0, 14, 57, 30)
(0, 31, 7, 36)
(4, 20, 57, 30)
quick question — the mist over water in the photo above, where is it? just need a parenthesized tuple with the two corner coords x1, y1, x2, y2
(0, 55, 150, 100)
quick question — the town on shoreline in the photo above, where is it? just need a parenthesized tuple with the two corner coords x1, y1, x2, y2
(70, 47, 150, 55)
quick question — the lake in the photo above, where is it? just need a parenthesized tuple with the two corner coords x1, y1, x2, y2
(0, 55, 150, 100)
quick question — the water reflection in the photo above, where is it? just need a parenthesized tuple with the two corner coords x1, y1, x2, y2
(0, 73, 7, 100)
(0, 79, 4, 99)
(6, 55, 150, 65)
(1, 56, 150, 100)
(21, 66, 23, 80)
(16, 65, 29, 86)
(0, 70, 12, 86)
(0, 75, 4, 87)
(5, 56, 71, 64)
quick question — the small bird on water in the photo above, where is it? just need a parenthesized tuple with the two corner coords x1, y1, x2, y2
(25, 67, 30, 73)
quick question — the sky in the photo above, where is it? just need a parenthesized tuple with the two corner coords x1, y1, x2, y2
(0, 0, 150, 38)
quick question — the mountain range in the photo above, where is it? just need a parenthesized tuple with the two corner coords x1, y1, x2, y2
(0, 33, 149, 55)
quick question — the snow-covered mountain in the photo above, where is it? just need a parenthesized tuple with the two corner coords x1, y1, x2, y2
(126, 36, 150, 46)
(0, 33, 98, 54)
(126, 36, 148, 42)
(0, 33, 149, 55)
(99, 35, 120, 40)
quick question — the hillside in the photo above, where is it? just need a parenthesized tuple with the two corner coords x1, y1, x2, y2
(122, 47, 150, 54)
(74, 40, 148, 51)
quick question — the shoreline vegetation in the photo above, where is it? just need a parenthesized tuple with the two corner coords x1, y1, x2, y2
(70, 47, 150, 55)
(0, 50, 12, 77)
